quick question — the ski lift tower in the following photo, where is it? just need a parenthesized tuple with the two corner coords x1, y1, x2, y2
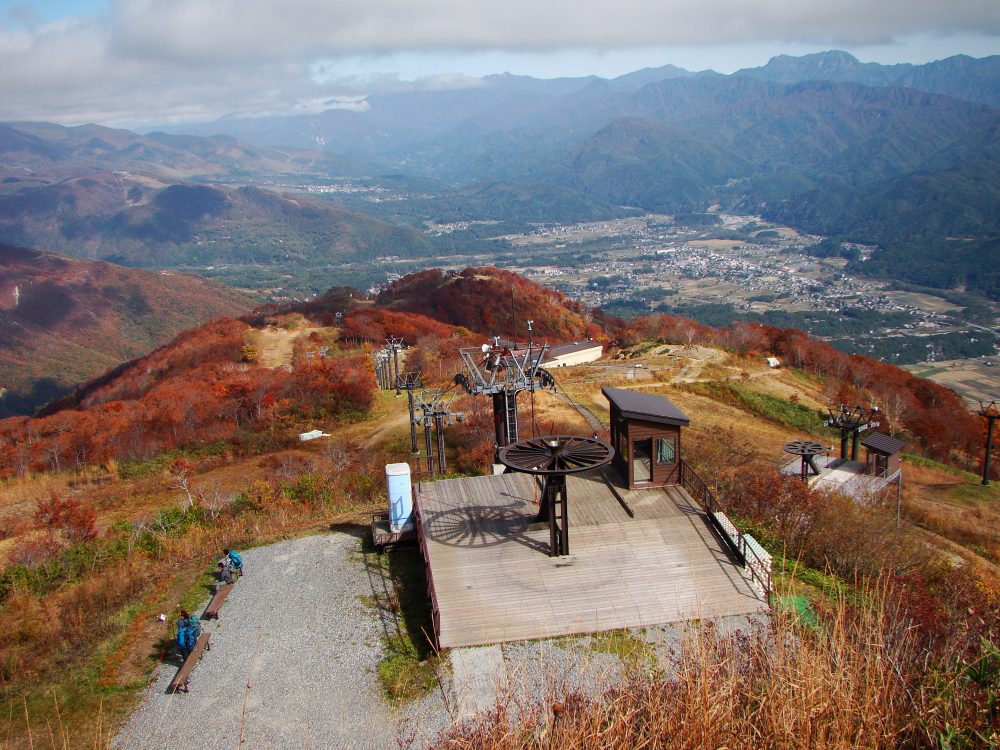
(414, 387, 464, 475)
(385, 336, 404, 390)
(825, 404, 880, 461)
(372, 349, 390, 391)
(454, 338, 550, 455)
(397, 371, 423, 455)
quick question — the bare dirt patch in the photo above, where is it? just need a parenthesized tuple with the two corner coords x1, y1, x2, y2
(252, 325, 331, 369)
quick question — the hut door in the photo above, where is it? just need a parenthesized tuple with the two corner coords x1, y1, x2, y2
(872, 452, 888, 476)
(633, 438, 652, 483)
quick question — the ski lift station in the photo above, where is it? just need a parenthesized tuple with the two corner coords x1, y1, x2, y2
(385, 384, 771, 650)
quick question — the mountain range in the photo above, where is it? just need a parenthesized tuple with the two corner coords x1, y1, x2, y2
(0, 121, 369, 183)
(0, 51, 998, 300)
(170, 51, 1000, 301)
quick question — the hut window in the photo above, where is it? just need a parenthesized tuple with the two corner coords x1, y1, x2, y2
(656, 437, 676, 465)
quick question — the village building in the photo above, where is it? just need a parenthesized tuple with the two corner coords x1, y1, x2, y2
(540, 340, 603, 368)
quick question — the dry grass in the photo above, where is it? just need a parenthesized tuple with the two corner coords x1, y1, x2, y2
(251, 324, 333, 369)
(901, 461, 1000, 567)
(436, 587, 926, 750)
(0, 391, 419, 748)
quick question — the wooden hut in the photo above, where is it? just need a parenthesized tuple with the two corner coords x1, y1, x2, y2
(602, 387, 690, 488)
(861, 432, 905, 477)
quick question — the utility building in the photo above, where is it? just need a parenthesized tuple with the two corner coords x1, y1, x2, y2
(603, 387, 688, 488)
(540, 341, 603, 368)
(861, 432, 905, 478)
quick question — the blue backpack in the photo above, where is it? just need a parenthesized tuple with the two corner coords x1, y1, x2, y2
(177, 624, 192, 650)
(227, 551, 243, 569)
(186, 615, 202, 640)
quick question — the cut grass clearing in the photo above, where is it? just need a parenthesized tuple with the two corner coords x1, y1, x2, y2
(588, 629, 657, 670)
(681, 380, 828, 434)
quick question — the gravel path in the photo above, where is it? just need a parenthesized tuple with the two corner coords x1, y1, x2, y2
(112, 533, 446, 750)
(113, 531, 768, 749)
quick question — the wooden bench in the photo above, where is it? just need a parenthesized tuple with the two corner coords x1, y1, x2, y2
(202, 582, 234, 620)
(168, 632, 211, 693)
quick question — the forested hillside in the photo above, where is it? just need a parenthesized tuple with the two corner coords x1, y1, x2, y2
(375, 267, 603, 341)
(0, 245, 253, 417)
(0, 174, 437, 268)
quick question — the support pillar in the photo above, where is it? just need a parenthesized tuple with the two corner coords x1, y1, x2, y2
(492, 393, 508, 447)
(434, 414, 447, 474)
(392, 346, 400, 391)
(424, 420, 434, 475)
(407, 388, 418, 454)
(984, 414, 997, 486)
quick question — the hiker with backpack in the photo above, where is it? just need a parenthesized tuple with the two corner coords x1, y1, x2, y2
(186, 612, 202, 644)
(176, 609, 194, 661)
(216, 560, 236, 587)
(223, 548, 243, 577)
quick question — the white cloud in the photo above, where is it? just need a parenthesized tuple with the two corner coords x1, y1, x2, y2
(0, 0, 996, 126)
(109, 0, 1000, 57)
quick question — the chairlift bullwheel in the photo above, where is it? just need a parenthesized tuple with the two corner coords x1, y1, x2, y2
(499, 435, 613, 556)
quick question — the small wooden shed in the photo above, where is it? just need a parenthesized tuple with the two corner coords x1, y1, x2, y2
(602, 386, 690, 488)
(861, 432, 905, 477)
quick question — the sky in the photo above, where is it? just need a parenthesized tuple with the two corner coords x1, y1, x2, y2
(0, 0, 998, 129)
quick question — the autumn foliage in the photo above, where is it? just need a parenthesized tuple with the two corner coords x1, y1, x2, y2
(376, 267, 603, 342)
(341, 307, 473, 343)
(33, 494, 98, 544)
(0, 317, 376, 476)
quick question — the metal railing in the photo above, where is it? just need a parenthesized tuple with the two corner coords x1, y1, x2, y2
(679, 459, 772, 603)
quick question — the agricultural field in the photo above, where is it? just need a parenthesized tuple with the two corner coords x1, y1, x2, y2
(904, 356, 1000, 407)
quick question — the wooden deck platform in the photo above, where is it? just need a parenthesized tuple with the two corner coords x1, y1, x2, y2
(416, 470, 767, 648)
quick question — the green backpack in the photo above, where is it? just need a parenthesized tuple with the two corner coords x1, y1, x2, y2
(186, 614, 202, 640)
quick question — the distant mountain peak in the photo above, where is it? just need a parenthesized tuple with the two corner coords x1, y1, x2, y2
(733, 50, 1000, 107)
(781, 50, 860, 66)
(742, 50, 868, 81)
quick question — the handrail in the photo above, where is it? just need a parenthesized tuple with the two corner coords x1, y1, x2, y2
(840, 466, 901, 502)
(679, 459, 772, 603)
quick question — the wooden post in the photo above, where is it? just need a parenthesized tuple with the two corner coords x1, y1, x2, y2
(896, 472, 902, 529)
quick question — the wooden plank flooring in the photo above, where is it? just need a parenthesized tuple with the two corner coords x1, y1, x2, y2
(417, 472, 767, 648)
